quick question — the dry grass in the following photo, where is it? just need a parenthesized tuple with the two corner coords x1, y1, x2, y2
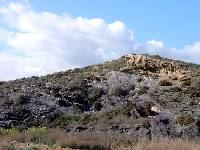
(0, 128, 200, 150)
(133, 138, 200, 150)
(0, 128, 136, 150)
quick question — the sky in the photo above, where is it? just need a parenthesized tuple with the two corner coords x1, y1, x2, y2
(0, 0, 200, 80)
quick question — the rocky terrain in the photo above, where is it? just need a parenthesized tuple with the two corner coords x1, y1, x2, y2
(1, 53, 200, 141)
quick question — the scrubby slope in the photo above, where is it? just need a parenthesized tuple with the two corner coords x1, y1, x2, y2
(0, 53, 200, 140)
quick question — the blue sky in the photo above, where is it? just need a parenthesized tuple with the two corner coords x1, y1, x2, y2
(0, 0, 199, 80)
(29, 0, 200, 48)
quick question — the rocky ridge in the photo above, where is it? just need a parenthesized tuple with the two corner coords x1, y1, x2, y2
(0, 54, 200, 140)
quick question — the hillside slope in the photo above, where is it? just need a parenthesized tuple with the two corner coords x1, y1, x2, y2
(0, 54, 200, 140)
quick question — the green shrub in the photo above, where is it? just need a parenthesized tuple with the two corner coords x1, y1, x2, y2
(175, 114, 194, 126)
(0, 128, 20, 136)
(103, 109, 119, 120)
(52, 115, 80, 126)
(26, 127, 49, 144)
(24, 118, 46, 127)
(121, 101, 134, 117)
(80, 113, 97, 125)
(16, 94, 30, 105)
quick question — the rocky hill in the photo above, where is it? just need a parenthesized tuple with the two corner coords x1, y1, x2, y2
(1, 54, 200, 140)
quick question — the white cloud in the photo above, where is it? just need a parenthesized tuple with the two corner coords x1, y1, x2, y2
(0, 2, 136, 80)
(0, 2, 199, 81)
(146, 39, 164, 50)
(170, 42, 200, 63)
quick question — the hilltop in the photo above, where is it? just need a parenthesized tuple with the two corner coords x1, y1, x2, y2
(0, 54, 200, 149)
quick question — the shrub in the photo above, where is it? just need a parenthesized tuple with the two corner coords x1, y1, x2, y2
(188, 87, 200, 97)
(121, 101, 134, 117)
(175, 114, 195, 126)
(137, 77, 143, 82)
(108, 86, 127, 96)
(31, 76, 39, 80)
(80, 113, 97, 125)
(190, 78, 200, 89)
(138, 86, 149, 95)
(88, 87, 104, 100)
(67, 76, 87, 90)
(26, 127, 49, 144)
(168, 86, 182, 92)
(187, 78, 200, 97)
(159, 80, 173, 86)
(103, 109, 120, 120)
(0, 81, 5, 86)
(93, 101, 103, 111)
(52, 115, 80, 126)
(16, 94, 30, 105)
(0, 128, 20, 136)
(181, 79, 191, 86)
(24, 118, 46, 127)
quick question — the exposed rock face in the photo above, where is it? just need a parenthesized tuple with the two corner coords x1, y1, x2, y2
(0, 54, 200, 140)
(121, 54, 195, 81)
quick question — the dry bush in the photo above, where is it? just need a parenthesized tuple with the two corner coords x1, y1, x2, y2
(0, 128, 136, 150)
(1, 128, 200, 150)
(54, 131, 138, 150)
(59, 132, 114, 149)
(133, 138, 200, 150)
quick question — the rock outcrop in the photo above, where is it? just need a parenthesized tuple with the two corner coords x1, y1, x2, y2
(121, 54, 195, 81)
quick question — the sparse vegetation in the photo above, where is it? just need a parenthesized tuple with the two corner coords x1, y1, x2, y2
(175, 114, 195, 126)
(1, 54, 200, 150)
